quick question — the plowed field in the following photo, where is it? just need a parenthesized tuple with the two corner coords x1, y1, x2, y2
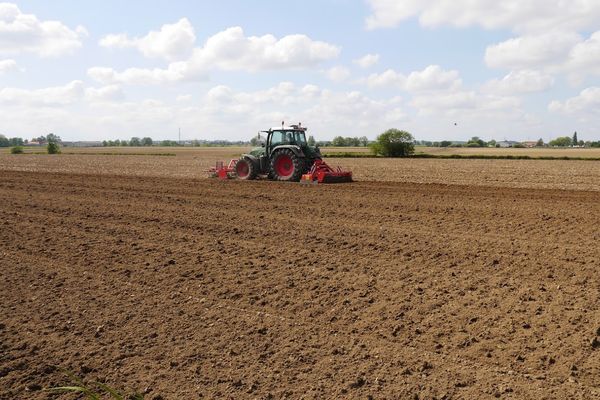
(1, 163, 599, 398)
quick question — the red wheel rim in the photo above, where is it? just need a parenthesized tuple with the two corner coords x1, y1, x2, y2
(274, 154, 294, 177)
(236, 160, 249, 177)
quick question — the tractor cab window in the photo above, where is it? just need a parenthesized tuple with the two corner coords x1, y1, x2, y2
(293, 131, 307, 144)
(270, 131, 284, 147)
(270, 130, 306, 147)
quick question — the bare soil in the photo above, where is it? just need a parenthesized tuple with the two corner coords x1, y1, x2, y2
(1, 169, 599, 399)
(1, 152, 600, 191)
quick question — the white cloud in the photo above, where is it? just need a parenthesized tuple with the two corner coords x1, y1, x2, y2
(365, 0, 600, 33)
(88, 62, 194, 85)
(85, 85, 124, 103)
(365, 65, 461, 92)
(410, 91, 520, 115)
(0, 58, 16, 73)
(0, 80, 84, 106)
(365, 68, 405, 88)
(549, 87, 600, 114)
(405, 65, 461, 92)
(89, 26, 340, 85)
(353, 53, 380, 68)
(326, 66, 351, 82)
(99, 18, 196, 61)
(485, 30, 600, 84)
(483, 70, 554, 94)
(566, 31, 600, 80)
(0, 3, 87, 57)
(485, 32, 581, 70)
(176, 94, 192, 102)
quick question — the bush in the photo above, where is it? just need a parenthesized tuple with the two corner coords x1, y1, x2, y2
(47, 142, 60, 154)
(10, 146, 24, 154)
(370, 129, 415, 157)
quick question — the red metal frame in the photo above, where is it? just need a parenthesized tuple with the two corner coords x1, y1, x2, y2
(301, 159, 352, 183)
(208, 159, 238, 180)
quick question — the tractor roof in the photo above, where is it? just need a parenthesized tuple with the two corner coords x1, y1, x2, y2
(263, 125, 308, 133)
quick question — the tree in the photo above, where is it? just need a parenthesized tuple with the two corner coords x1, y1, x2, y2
(46, 133, 61, 144)
(359, 136, 369, 146)
(0, 135, 10, 147)
(549, 136, 572, 147)
(307, 135, 316, 146)
(370, 129, 415, 157)
(47, 142, 60, 154)
(8, 137, 23, 146)
(10, 146, 23, 154)
(467, 136, 486, 147)
(129, 137, 141, 146)
(572, 131, 578, 146)
(440, 140, 452, 147)
(141, 137, 153, 146)
(536, 138, 544, 147)
(102, 140, 108, 147)
(488, 139, 497, 147)
(331, 136, 346, 147)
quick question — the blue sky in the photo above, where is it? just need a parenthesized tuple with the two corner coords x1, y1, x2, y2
(1, 1, 599, 142)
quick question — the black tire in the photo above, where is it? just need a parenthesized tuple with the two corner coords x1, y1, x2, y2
(270, 149, 304, 182)
(234, 157, 257, 180)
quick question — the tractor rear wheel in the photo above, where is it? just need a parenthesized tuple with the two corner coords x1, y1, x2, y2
(234, 158, 257, 180)
(271, 149, 303, 182)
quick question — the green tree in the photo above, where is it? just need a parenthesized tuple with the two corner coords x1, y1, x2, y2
(129, 137, 141, 146)
(359, 136, 369, 146)
(536, 138, 544, 147)
(549, 136, 572, 147)
(572, 131, 578, 146)
(10, 146, 24, 154)
(488, 139, 497, 147)
(46, 133, 61, 144)
(440, 140, 452, 147)
(467, 136, 486, 147)
(331, 136, 346, 147)
(307, 135, 316, 146)
(370, 129, 415, 157)
(102, 140, 108, 147)
(8, 137, 23, 146)
(141, 137, 153, 146)
(0, 135, 10, 147)
(47, 142, 60, 154)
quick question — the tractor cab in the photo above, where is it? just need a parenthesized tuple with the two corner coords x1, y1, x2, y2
(264, 125, 308, 155)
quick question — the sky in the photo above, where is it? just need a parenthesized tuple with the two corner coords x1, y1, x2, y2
(1, 0, 600, 142)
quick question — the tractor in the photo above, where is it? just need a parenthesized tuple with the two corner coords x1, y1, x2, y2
(213, 123, 352, 183)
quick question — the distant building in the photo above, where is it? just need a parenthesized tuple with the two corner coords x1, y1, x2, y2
(521, 141, 538, 148)
(497, 140, 519, 148)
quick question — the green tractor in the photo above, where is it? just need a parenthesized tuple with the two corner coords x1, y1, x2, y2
(234, 123, 322, 182)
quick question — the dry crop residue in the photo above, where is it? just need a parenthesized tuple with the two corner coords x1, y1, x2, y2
(1, 171, 599, 399)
